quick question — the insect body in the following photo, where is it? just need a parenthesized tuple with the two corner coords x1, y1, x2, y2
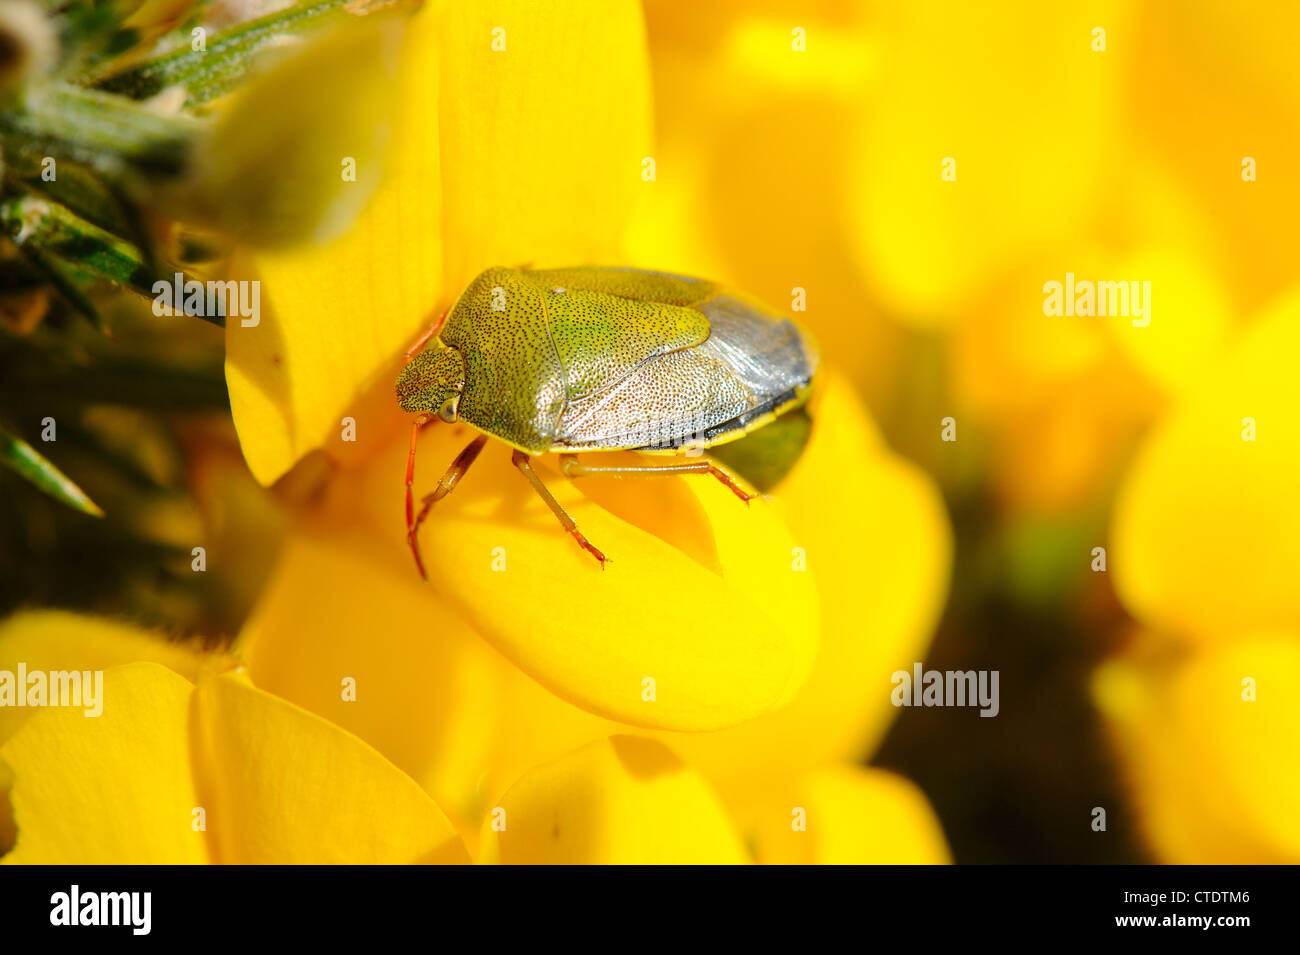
(397, 266, 818, 577)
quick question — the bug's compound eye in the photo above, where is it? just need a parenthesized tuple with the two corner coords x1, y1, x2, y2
(438, 392, 461, 423)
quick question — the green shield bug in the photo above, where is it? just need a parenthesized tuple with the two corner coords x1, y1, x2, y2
(396, 266, 818, 577)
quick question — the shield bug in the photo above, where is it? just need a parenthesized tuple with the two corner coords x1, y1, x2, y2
(396, 266, 818, 578)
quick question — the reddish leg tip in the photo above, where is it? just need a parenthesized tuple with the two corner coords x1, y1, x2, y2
(572, 532, 608, 567)
(707, 465, 754, 504)
(407, 531, 429, 582)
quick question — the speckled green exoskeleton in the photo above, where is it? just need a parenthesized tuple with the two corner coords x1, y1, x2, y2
(396, 266, 818, 577)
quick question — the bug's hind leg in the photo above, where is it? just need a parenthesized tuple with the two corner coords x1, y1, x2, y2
(406, 429, 488, 580)
(511, 451, 608, 568)
(558, 453, 755, 504)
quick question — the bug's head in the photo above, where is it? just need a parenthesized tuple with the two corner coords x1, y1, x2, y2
(395, 343, 466, 422)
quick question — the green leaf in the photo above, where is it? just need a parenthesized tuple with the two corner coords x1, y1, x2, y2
(12, 154, 153, 252)
(0, 426, 105, 517)
(0, 192, 220, 328)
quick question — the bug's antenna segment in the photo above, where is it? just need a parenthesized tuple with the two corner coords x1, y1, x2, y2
(405, 414, 431, 580)
(405, 307, 450, 361)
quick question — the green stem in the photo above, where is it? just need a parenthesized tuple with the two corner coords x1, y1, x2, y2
(96, 0, 413, 107)
(0, 83, 200, 180)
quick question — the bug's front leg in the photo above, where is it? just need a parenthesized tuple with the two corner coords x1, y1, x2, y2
(406, 423, 487, 580)
(558, 453, 755, 504)
(511, 451, 608, 568)
(405, 415, 433, 577)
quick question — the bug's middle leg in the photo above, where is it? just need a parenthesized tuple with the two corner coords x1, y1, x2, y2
(558, 453, 755, 504)
(511, 450, 608, 567)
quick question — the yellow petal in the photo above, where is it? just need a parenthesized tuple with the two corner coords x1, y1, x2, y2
(1112, 290, 1300, 640)
(225, 6, 443, 484)
(1, 621, 466, 864)
(192, 670, 467, 864)
(1131, 1, 1300, 315)
(3, 663, 208, 864)
(746, 766, 951, 865)
(628, 11, 892, 391)
(185, 18, 403, 248)
(847, 2, 1129, 322)
(238, 532, 501, 830)
(0, 609, 218, 745)
(0, 611, 220, 857)
(233, 519, 609, 837)
(1096, 170, 1235, 398)
(1094, 633, 1300, 863)
(941, 158, 1233, 514)
(437, 0, 653, 286)
(477, 735, 748, 864)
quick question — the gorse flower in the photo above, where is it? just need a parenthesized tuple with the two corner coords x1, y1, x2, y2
(227, 0, 826, 732)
